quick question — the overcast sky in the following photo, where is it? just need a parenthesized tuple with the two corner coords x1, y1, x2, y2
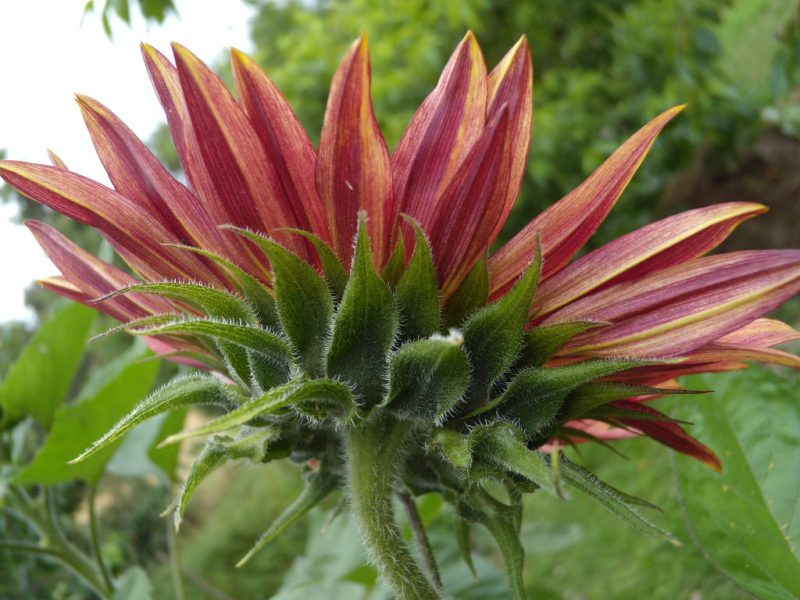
(0, 0, 254, 322)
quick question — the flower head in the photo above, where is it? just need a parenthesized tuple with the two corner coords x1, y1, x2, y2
(2, 33, 799, 598)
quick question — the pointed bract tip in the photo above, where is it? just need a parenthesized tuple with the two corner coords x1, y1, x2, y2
(230, 46, 252, 65)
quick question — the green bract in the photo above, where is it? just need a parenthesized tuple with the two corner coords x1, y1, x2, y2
(73, 217, 681, 599)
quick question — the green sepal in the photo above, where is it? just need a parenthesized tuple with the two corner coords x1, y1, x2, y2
(386, 333, 469, 423)
(160, 379, 356, 446)
(227, 228, 333, 378)
(236, 465, 338, 567)
(382, 230, 406, 289)
(123, 317, 294, 373)
(468, 421, 557, 497)
(558, 456, 676, 542)
(460, 253, 541, 412)
(456, 486, 527, 599)
(172, 428, 278, 531)
(166, 243, 279, 327)
(431, 428, 472, 469)
(282, 228, 349, 301)
(561, 382, 707, 421)
(495, 359, 647, 439)
(519, 321, 606, 367)
(326, 213, 399, 406)
(443, 255, 489, 328)
(70, 375, 236, 464)
(455, 517, 478, 580)
(97, 281, 258, 324)
(395, 218, 440, 341)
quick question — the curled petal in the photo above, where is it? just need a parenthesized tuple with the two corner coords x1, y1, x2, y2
(393, 32, 487, 234)
(534, 202, 767, 317)
(555, 250, 800, 358)
(489, 106, 685, 295)
(316, 36, 394, 266)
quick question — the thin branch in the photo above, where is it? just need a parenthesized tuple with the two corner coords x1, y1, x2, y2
(398, 491, 444, 592)
(165, 518, 186, 600)
(88, 483, 114, 593)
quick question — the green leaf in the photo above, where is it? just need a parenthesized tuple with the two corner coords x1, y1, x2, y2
(395, 219, 440, 341)
(125, 317, 293, 371)
(112, 566, 152, 600)
(560, 382, 706, 421)
(167, 243, 279, 327)
(460, 254, 541, 412)
(283, 229, 349, 301)
(431, 427, 472, 469)
(0, 303, 94, 429)
(237, 468, 338, 567)
(558, 456, 676, 542)
(102, 281, 258, 324)
(173, 429, 276, 530)
(70, 374, 235, 464)
(671, 366, 800, 599)
(469, 421, 557, 496)
(326, 213, 398, 405)
(519, 321, 606, 368)
(387, 333, 469, 422)
(456, 517, 478, 579)
(148, 408, 188, 482)
(443, 256, 489, 329)
(230, 229, 333, 377)
(15, 343, 159, 484)
(495, 360, 647, 438)
(161, 378, 355, 445)
(382, 230, 406, 289)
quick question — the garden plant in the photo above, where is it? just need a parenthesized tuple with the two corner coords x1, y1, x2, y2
(1, 31, 799, 599)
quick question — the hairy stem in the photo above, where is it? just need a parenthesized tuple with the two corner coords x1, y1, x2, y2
(399, 491, 444, 592)
(346, 415, 442, 600)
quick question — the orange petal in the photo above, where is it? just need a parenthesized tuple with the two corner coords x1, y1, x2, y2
(489, 106, 685, 295)
(556, 250, 800, 358)
(393, 32, 487, 235)
(485, 36, 533, 246)
(315, 36, 394, 266)
(534, 202, 767, 317)
(231, 48, 330, 246)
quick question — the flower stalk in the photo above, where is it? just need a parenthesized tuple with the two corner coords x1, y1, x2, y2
(346, 414, 442, 600)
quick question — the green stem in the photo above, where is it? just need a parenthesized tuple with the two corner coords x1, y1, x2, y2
(346, 415, 442, 600)
(471, 488, 527, 600)
(399, 491, 444, 593)
(5, 485, 113, 599)
(88, 484, 114, 594)
(166, 518, 186, 600)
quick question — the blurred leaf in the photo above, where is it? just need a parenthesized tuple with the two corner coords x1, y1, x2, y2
(147, 407, 187, 481)
(112, 566, 152, 600)
(0, 303, 94, 429)
(15, 343, 158, 484)
(672, 366, 800, 599)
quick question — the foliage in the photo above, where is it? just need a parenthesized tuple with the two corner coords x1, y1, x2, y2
(83, 0, 176, 38)
(671, 366, 800, 599)
(0, 304, 171, 599)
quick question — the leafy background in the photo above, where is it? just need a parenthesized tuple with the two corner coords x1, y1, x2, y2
(1, 0, 800, 598)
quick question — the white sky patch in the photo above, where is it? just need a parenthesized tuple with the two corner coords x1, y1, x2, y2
(0, 0, 254, 322)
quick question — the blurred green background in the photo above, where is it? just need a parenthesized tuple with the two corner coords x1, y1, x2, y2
(2, 0, 799, 598)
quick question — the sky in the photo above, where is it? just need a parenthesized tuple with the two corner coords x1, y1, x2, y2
(0, 0, 255, 322)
